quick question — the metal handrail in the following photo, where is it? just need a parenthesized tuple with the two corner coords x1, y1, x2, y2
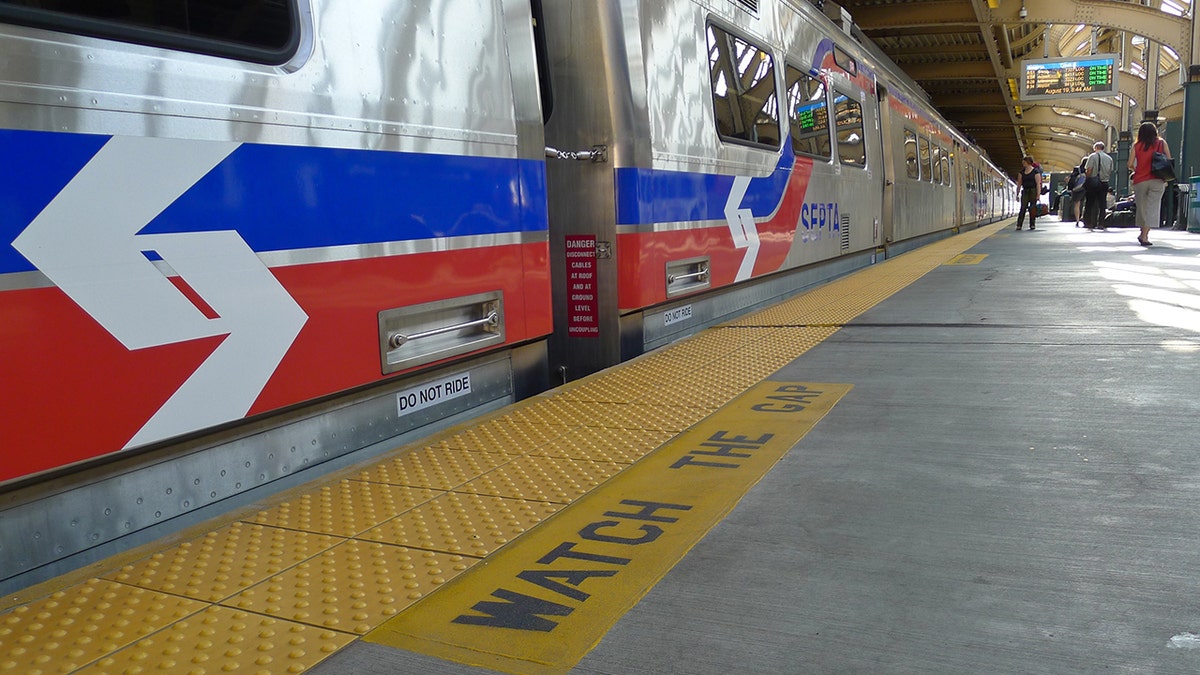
(388, 310, 498, 349)
(667, 268, 709, 284)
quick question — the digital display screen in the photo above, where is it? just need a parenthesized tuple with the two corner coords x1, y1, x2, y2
(1021, 55, 1118, 101)
(795, 101, 828, 133)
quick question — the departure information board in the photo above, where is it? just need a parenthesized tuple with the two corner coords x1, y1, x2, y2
(795, 100, 829, 134)
(1020, 55, 1118, 101)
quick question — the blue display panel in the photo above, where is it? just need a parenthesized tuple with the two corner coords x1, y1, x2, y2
(1020, 55, 1118, 101)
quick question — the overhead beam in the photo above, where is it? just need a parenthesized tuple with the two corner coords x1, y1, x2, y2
(847, 0, 978, 29)
(986, 0, 1191, 64)
(901, 60, 998, 80)
(1019, 107, 1107, 141)
(929, 91, 1008, 108)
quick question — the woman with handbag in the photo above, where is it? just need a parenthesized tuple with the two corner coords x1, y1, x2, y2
(1128, 121, 1172, 246)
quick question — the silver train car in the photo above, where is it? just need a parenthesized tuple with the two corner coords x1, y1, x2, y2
(0, 0, 1015, 592)
(542, 0, 1017, 375)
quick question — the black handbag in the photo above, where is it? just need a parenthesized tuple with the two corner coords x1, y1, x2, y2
(1151, 143, 1175, 181)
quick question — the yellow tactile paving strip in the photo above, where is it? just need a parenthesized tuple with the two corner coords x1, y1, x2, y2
(357, 492, 563, 557)
(223, 540, 472, 635)
(0, 221, 1007, 674)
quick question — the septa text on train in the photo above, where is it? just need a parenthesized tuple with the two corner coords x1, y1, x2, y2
(800, 201, 840, 242)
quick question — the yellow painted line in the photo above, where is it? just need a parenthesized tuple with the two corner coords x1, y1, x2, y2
(944, 253, 988, 266)
(365, 381, 852, 675)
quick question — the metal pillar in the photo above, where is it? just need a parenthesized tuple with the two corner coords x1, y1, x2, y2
(1180, 76, 1200, 230)
(1179, 1, 1200, 230)
(1115, 131, 1131, 197)
(1181, 75, 1200, 180)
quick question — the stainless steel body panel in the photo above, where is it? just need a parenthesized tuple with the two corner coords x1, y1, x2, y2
(0, 0, 1020, 594)
(0, 351, 522, 596)
(0, 0, 549, 590)
(543, 0, 934, 381)
(0, 0, 527, 157)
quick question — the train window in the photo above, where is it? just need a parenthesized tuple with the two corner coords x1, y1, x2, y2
(785, 66, 831, 160)
(903, 129, 919, 179)
(832, 45, 857, 76)
(833, 91, 865, 167)
(707, 22, 781, 149)
(932, 145, 942, 184)
(942, 152, 952, 186)
(0, 0, 298, 65)
(918, 136, 931, 182)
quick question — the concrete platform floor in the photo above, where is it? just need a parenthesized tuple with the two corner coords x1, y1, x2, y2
(319, 219, 1200, 674)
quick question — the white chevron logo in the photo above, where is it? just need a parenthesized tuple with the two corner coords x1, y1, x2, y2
(12, 135, 308, 448)
(724, 175, 760, 282)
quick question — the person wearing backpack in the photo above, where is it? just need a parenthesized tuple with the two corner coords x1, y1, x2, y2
(1015, 155, 1042, 231)
(1083, 141, 1114, 231)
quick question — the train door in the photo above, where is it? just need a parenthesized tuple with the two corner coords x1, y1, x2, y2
(876, 84, 896, 247)
(953, 141, 964, 226)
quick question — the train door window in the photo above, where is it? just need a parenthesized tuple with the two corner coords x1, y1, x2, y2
(942, 152, 952, 186)
(0, 0, 300, 65)
(903, 129, 919, 179)
(785, 65, 831, 160)
(832, 45, 857, 76)
(932, 145, 942, 184)
(706, 22, 781, 149)
(918, 136, 932, 182)
(833, 90, 865, 167)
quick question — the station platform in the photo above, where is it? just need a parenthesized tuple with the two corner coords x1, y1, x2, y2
(5, 217, 1200, 674)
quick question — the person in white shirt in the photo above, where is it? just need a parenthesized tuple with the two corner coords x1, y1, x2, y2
(1083, 141, 1114, 231)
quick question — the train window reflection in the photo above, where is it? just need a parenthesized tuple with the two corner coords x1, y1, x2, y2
(903, 129, 919, 179)
(918, 136, 931, 182)
(785, 66, 831, 160)
(932, 145, 942, 183)
(707, 22, 781, 149)
(0, 0, 298, 65)
(833, 91, 865, 167)
(942, 152, 952, 186)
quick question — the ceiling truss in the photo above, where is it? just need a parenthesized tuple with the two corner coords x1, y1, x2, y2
(828, 0, 1191, 175)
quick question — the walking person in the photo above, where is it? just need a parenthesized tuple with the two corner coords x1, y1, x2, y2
(1128, 121, 1171, 246)
(1068, 161, 1087, 226)
(1082, 141, 1114, 231)
(1015, 155, 1041, 231)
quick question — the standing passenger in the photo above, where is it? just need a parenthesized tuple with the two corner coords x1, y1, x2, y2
(1070, 159, 1087, 226)
(1015, 156, 1041, 231)
(1082, 141, 1113, 231)
(1128, 121, 1170, 246)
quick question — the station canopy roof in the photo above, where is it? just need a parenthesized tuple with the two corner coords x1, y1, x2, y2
(825, 0, 1191, 176)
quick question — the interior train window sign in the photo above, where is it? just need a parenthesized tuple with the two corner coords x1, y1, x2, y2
(1020, 55, 1118, 102)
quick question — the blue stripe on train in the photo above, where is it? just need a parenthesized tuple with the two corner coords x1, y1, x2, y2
(614, 144, 794, 225)
(0, 129, 547, 275)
